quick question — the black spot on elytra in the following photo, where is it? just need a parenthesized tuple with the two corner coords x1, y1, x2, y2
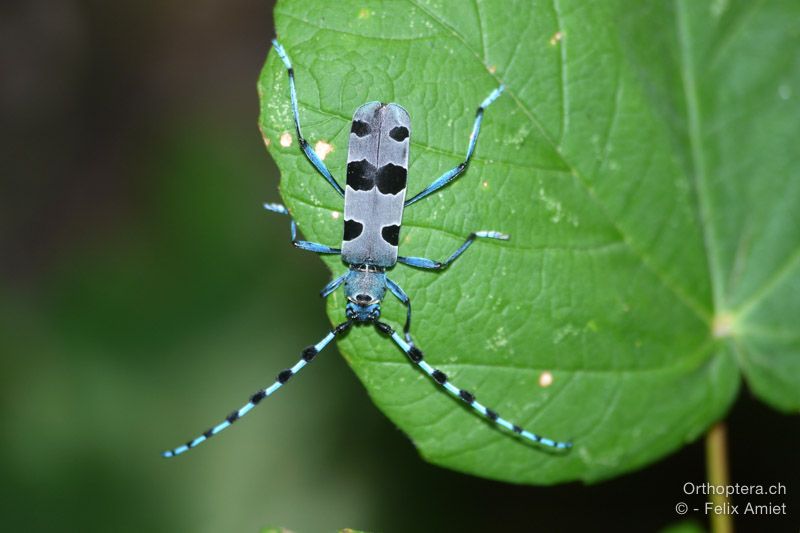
(351, 120, 370, 137)
(343, 219, 364, 241)
(347, 159, 376, 191)
(389, 126, 409, 142)
(381, 225, 400, 246)
(376, 163, 406, 195)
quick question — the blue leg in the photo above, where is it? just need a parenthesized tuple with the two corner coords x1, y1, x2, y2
(321, 272, 347, 298)
(271, 40, 345, 197)
(405, 86, 504, 207)
(264, 203, 341, 255)
(386, 277, 413, 343)
(162, 321, 352, 458)
(398, 231, 508, 270)
(375, 322, 572, 451)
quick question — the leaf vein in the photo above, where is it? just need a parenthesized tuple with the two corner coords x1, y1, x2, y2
(676, 0, 724, 313)
(734, 244, 800, 319)
(552, 0, 569, 145)
(284, 190, 625, 254)
(277, 9, 444, 41)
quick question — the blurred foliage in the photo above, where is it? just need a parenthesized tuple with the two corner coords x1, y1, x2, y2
(261, 0, 800, 484)
(661, 520, 706, 533)
(1, 0, 798, 531)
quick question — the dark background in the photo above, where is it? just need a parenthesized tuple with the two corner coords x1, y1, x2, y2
(1, 1, 796, 531)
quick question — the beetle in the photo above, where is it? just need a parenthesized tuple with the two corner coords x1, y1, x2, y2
(162, 40, 571, 458)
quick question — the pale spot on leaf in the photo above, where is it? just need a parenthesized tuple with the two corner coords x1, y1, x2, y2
(539, 371, 554, 387)
(549, 31, 563, 46)
(315, 140, 334, 160)
(710, 0, 729, 18)
(280, 132, 293, 147)
(713, 312, 735, 339)
(553, 323, 581, 344)
(485, 326, 512, 353)
(539, 187, 579, 226)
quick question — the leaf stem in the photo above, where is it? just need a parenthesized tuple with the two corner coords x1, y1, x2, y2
(705, 422, 733, 533)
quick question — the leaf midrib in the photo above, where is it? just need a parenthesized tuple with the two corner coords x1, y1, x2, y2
(675, 0, 800, 326)
(676, 0, 724, 315)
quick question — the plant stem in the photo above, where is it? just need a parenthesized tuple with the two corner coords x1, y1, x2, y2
(705, 422, 733, 533)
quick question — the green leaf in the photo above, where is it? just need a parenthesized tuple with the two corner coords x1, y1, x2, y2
(258, 0, 800, 484)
